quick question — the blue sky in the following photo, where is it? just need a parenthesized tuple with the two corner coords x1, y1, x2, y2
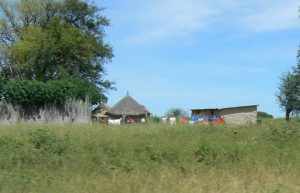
(98, 0, 300, 117)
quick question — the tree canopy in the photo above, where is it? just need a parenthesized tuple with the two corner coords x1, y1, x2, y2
(257, 111, 273, 119)
(0, 0, 113, 92)
(165, 108, 189, 118)
(276, 70, 300, 121)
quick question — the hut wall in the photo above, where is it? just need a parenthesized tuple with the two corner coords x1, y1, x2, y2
(221, 106, 257, 125)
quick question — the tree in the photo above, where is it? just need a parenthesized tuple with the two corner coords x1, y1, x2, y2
(0, 0, 113, 92)
(165, 108, 189, 118)
(257, 111, 273, 119)
(275, 71, 300, 121)
(297, 45, 300, 80)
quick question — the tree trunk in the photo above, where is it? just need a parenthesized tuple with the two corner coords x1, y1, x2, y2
(285, 109, 291, 121)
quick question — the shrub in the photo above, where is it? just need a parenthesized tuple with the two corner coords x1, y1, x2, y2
(1, 78, 106, 109)
(257, 111, 273, 119)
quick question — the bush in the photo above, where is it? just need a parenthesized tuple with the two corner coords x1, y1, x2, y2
(1, 78, 106, 108)
(257, 111, 273, 119)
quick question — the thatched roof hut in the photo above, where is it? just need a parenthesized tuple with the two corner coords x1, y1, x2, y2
(92, 102, 111, 118)
(106, 94, 150, 121)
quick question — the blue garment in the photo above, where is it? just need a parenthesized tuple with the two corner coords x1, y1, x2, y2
(209, 115, 216, 121)
(192, 116, 198, 122)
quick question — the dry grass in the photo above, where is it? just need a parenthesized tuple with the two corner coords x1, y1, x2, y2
(3, 167, 299, 193)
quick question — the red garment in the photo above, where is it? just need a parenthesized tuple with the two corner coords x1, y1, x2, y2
(101, 118, 107, 125)
(181, 118, 187, 124)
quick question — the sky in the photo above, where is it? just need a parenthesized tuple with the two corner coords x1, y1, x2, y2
(97, 0, 300, 117)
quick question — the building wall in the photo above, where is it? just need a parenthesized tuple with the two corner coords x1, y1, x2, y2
(221, 106, 257, 125)
(191, 109, 220, 117)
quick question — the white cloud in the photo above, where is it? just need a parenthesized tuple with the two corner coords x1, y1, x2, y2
(239, 2, 300, 32)
(125, 0, 218, 43)
(110, 0, 300, 43)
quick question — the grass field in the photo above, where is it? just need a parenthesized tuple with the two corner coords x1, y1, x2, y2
(0, 119, 299, 193)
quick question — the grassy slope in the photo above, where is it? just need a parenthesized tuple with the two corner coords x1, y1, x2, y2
(0, 119, 299, 193)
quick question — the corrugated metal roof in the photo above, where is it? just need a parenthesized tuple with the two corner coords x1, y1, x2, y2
(191, 105, 259, 111)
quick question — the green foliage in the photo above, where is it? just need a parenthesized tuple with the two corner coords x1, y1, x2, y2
(0, 0, 114, 91)
(149, 115, 160, 123)
(275, 70, 300, 120)
(3, 80, 46, 107)
(257, 111, 273, 119)
(165, 108, 189, 118)
(0, 75, 6, 97)
(1, 79, 105, 107)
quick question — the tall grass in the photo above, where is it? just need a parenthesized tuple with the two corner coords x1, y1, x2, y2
(0, 119, 299, 193)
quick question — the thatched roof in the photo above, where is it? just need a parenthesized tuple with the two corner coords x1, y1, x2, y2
(107, 94, 150, 116)
(92, 103, 111, 116)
